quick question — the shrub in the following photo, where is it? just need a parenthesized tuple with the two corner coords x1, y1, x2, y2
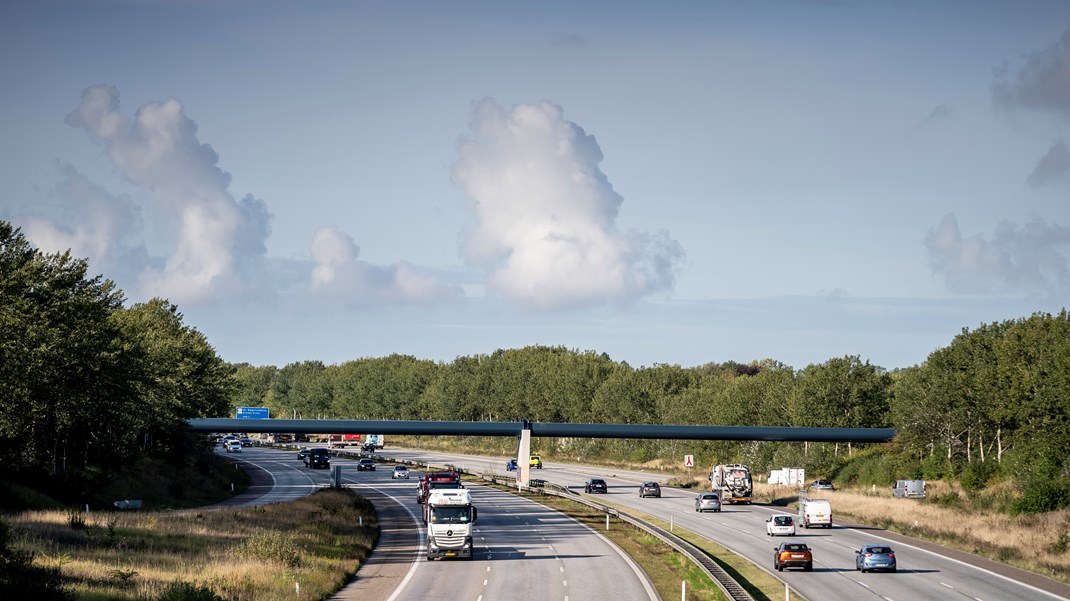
(158, 581, 225, 601)
(1012, 479, 1070, 515)
(238, 530, 302, 568)
(0, 517, 69, 600)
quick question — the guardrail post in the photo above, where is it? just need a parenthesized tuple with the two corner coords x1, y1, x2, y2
(606, 512, 610, 530)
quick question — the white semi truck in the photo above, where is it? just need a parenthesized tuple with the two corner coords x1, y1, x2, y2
(424, 489, 478, 560)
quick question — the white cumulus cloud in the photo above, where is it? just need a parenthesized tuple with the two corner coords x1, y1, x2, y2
(451, 98, 683, 310)
(63, 84, 270, 303)
(925, 213, 1070, 297)
(310, 226, 462, 306)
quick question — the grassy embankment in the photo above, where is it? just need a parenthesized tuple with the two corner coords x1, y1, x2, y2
(4, 451, 378, 601)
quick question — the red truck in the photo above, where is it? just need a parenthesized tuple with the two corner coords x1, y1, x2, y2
(417, 470, 462, 504)
(328, 434, 362, 447)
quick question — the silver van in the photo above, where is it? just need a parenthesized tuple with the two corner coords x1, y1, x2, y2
(892, 479, 926, 498)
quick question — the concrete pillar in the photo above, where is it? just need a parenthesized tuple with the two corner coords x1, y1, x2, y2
(517, 427, 531, 487)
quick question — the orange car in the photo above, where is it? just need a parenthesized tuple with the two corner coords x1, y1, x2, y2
(774, 542, 813, 571)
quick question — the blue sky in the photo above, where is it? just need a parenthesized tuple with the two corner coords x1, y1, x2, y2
(2, 0, 1068, 371)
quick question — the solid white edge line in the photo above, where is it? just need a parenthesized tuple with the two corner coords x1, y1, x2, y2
(349, 481, 426, 601)
(843, 525, 1070, 601)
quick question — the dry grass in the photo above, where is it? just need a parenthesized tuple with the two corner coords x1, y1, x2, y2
(754, 481, 1070, 583)
(10, 489, 378, 600)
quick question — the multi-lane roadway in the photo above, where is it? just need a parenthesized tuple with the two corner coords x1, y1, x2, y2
(373, 447, 1070, 601)
(216, 445, 656, 601)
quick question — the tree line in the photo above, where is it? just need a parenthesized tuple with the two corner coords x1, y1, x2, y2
(0, 221, 232, 503)
(234, 312, 1070, 512)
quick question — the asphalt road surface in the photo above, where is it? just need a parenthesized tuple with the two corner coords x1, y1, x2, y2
(217, 445, 657, 601)
(375, 447, 1070, 601)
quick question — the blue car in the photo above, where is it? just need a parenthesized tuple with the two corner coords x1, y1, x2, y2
(855, 544, 896, 573)
(506, 459, 518, 471)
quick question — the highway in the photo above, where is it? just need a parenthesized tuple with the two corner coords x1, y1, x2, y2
(374, 447, 1070, 601)
(216, 445, 657, 601)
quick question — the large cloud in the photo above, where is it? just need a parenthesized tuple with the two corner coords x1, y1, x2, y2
(925, 213, 1070, 297)
(310, 227, 462, 306)
(451, 98, 683, 310)
(20, 163, 146, 277)
(63, 84, 269, 302)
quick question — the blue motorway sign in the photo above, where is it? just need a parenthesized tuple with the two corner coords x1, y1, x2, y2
(236, 406, 270, 419)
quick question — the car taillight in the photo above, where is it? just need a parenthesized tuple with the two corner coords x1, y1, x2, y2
(864, 553, 872, 557)
(887, 553, 894, 557)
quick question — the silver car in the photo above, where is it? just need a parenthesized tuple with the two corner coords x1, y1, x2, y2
(694, 492, 721, 512)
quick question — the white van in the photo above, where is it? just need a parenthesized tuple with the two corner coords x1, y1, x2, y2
(799, 498, 832, 528)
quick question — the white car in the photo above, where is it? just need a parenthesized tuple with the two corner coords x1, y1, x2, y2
(766, 514, 796, 536)
(392, 465, 410, 479)
(226, 440, 242, 453)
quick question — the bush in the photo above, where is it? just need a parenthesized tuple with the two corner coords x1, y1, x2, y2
(238, 530, 302, 568)
(1011, 479, 1070, 515)
(158, 581, 225, 601)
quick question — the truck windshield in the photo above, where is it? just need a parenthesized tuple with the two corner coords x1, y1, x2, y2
(430, 506, 470, 524)
(429, 482, 461, 490)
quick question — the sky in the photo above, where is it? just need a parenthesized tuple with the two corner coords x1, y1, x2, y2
(1, 0, 1069, 371)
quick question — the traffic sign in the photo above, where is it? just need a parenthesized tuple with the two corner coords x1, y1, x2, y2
(684, 454, 694, 467)
(236, 407, 269, 419)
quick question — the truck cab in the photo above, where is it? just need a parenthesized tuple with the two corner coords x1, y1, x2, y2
(425, 489, 477, 560)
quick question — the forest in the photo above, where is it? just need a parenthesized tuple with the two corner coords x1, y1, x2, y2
(3, 218, 1069, 514)
(233, 309, 1070, 514)
(0, 221, 233, 505)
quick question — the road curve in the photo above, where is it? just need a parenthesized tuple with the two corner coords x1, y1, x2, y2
(218, 446, 657, 601)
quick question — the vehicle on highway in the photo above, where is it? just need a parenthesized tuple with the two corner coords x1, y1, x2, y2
(773, 542, 813, 571)
(296, 448, 310, 462)
(305, 448, 331, 469)
(694, 492, 721, 512)
(505, 459, 518, 471)
(855, 544, 896, 573)
(418, 471, 463, 503)
(529, 454, 543, 469)
(361, 443, 376, 452)
(357, 458, 376, 471)
(811, 479, 834, 490)
(584, 478, 608, 494)
(425, 489, 477, 560)
(766, 514, 796, 536)
(639, 481, 661, 498)
(392, 465, 410, 479)
(893, 479, 926, 499)
(239, 437, 252, 447)
(226, 440, 242, 453)
(711, 463, 753, 504)
(799, 497, 832, 528)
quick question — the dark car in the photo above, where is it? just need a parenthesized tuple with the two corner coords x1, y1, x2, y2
(505, 459, 518, 471)
(305, 448, 331, 469)
(239, 437, 252, 447)
(639, 481, 661, 498)
(855, 544, 896, 573)
(357, 458, 376, 471)
(362, 443, 376, 452)
(296, 448, 310, 462)
(584, 478, 608, 494)
(774, 542, 813, 572)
